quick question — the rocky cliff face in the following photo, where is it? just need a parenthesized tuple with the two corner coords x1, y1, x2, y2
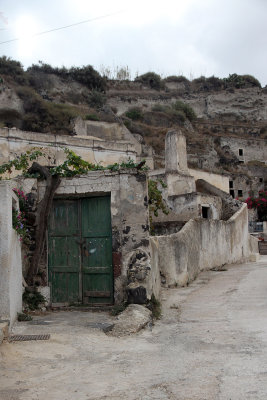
(0, 67, 266, 198)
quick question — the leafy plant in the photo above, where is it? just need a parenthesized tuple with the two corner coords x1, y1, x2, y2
(15, 86, 86, 134)
(125, 107, 143, 121)
(0, 149, 44, 178)
(23, 289, 45, 310)
(87, 90, 106, 108)
(28, 61, 107, 91)
(17, 312, 32, 321)
(0, 148, 148, 180)
(223, 73, 261, 89)
(135, 72, 163, 90)
(171, 100, 196, 121)
(148, 294, 161, 320)
(0, 56, 28, 84)
(245, 190, 267, 221)
(13, 187, 27, 211)
(123, 119, 132, 130)
(148, 179, 169, 233)
(85, 113, 100, 121)
(12, 207, 30, 244)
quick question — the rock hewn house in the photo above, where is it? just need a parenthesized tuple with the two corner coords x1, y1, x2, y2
(0, 123, 259, 330)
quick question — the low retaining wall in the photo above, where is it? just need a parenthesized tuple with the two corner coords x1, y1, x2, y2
(151, 204, 259, 287)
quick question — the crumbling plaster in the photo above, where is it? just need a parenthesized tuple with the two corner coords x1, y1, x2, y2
(0, 181, 22, 328)
(151, 204, 259, 287)
(0, 127, 138, 178)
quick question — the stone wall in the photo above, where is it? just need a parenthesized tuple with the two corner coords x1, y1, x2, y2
(151, 204, 259, 287)
(0, 182, 22, 328)
(0, 127, 138, 178)
(37, 170, 160, 304)
(219, 136, 267, 165)
(189, 168, 229, 193)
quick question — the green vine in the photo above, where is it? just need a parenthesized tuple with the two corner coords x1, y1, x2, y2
(148, 179, 169, 233)
(0, 149, 44, 178)
(0, 148, 147, 179)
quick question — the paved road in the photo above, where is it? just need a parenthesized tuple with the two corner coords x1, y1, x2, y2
(1, 256, 267, 400)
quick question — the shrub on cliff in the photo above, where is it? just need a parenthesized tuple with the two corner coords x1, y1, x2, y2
(87, 90, 106, 108)
(0, 56, 28, 84)
(223, 74, 261, 89)
(135, 72, 163, 90)
(28, 61, 107, 91)
(164, 75, 190, 83)
(171, 100, 196, 121)
(125, 107, 144, 121)
(16, 86, 83, 134)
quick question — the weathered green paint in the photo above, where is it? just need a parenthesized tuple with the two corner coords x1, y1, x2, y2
(48, 196, 113, 305)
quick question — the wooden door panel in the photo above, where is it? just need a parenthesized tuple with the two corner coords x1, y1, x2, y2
(48, 196, 113, 305)
(82, 197, 111, 237)
(49, 200, 79, 236)
(48, 200, 80, 304)
(82, 238, 112, 270)
(81, 197, 113, 305)
(50, 271, 79, 303)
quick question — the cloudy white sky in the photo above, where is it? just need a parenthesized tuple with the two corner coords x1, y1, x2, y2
(0, 0, 266, 85)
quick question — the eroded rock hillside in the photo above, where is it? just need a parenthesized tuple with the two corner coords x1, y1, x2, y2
(0, 58, 266, 195)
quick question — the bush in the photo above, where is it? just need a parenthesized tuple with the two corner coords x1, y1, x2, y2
(135, 72, 162, 90)
(148, 294, 161, 320)
(23, 289, 45, 310)
(171, 100, 196, 121)
(169, 109, 186, 123)
(125, 107, 143, 120)
(85, 113, 99, 121)
(0, 56, 28, 84)
(223, 73, 261, 89)
(164, 75, 189, 83)
(87, 90, 106, 109)
(123, 119, 132, 130)
(28, 61, 107, 91)
(16, 86, 84, 134)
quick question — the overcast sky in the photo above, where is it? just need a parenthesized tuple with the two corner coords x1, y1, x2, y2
(0, 0, 266, 85)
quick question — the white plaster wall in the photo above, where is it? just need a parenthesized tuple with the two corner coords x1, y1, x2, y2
(0, 182, 22, 328)
(0, 127, 137, 179)
(154, 204, 258, 287)
(9, 230, 22, 325)
(189, 168, 230, 193)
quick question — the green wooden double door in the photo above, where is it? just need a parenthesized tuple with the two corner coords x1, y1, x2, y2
(48, 196, 113, 305)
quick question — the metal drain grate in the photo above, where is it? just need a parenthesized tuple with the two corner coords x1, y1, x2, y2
(9, 334, 50, 342)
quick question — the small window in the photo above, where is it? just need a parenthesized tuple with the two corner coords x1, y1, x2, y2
(239, 149, 243, 156)
(259, 178, 263, 183)
(230, 189, 235, 198)
(229, 181, 233, 189)
(202, 206, 209, 219)
(238, 189, 243, 197)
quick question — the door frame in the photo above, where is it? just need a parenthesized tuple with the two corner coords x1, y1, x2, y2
(48, 193, 114, 306)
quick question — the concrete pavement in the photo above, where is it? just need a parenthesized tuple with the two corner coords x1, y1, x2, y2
(1, 256, 267, 400)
